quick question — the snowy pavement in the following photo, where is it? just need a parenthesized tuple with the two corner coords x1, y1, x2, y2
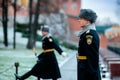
(0, 27, 112, 80)
(59, 52, 111, 80)
(0, 27, 76, 80)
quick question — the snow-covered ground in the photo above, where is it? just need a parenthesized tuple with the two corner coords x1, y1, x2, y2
(0, 27, 76, 80)
(0, 27, 113, 80)
(0, 27, 42, 49)
(99, 55, 111, 80)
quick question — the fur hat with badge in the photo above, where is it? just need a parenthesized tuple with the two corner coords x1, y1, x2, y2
(78, 9, 97, 23)
(41, 25, 49, 32)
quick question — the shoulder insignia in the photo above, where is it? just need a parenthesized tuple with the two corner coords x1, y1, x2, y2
(49, 38, 53, 42)
(86, 35, 93, 45)
(86, 30, 90, 34)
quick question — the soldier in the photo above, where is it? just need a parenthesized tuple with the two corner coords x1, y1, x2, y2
(15, 25, 67, 80)
(77, 9, 101, 80)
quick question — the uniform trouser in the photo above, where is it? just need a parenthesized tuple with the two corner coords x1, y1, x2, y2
(52, 79, 57, 80)
(21, 71, 57, 80)
(78, 67, 101, 80)
(20, 71, 32, 79)
(77, 60, 95, 80)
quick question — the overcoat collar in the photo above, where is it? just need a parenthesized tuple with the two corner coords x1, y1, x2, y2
(78, 23, 96, 37)
(42, 33, 51, 40)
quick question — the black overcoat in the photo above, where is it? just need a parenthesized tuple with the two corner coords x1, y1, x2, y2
(30, 34, 63, 79)
(77, 29, 101, 80)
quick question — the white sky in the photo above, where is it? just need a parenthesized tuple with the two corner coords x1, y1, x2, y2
(81, 0, 119, 24)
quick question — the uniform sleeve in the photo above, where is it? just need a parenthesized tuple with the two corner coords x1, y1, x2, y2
(48, 37, 63, 55)
(83, 33, 99, 72)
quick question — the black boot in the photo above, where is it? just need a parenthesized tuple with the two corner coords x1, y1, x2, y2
(52, 78, 57, 80)
(15, 74, 24, 80)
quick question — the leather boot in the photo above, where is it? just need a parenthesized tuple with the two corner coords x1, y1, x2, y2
(15, 74, 24, 80)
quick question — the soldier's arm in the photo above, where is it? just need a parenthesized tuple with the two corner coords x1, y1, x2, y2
(48, 36, 67, 56)
(50, 37, 63, 54)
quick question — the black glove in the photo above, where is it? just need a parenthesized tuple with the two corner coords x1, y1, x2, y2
(37, 59, 40, 63)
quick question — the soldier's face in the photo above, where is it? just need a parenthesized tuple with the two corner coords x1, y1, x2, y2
(78, 18, 90, 28)
(42, 31, 48, 36)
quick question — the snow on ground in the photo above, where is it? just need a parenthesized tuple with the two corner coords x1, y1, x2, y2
(0, 27, 76, 80)
(99, 55, 111, 80)
(0, 27, 112, 80)
(0, 27, 42, 49)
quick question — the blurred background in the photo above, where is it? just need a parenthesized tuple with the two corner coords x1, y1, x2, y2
(0, 0, 120, 80)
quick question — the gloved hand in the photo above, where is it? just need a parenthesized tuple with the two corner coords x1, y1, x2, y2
(61, 52, 67, 57)
(33, 47, 37, 56)
(37, 59, 40, 63)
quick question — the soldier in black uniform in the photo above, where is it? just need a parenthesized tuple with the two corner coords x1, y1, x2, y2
(15, 26, 67, 80)
(77, 9, 101, 80)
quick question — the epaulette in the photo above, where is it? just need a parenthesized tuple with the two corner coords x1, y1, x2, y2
(86, 30, 93, 45)
(86, 30, 90, 34)
(47, 34, 53, 42)
(47, 34, 51, 38)
(48, 37, 53, 42)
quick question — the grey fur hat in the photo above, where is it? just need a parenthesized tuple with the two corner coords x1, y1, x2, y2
(41, 25, 49, 32)
(78, 9, 97, 23)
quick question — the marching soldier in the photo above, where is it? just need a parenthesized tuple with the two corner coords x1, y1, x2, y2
(77, 9, 101, 80)
(15, 25, 67, 80)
